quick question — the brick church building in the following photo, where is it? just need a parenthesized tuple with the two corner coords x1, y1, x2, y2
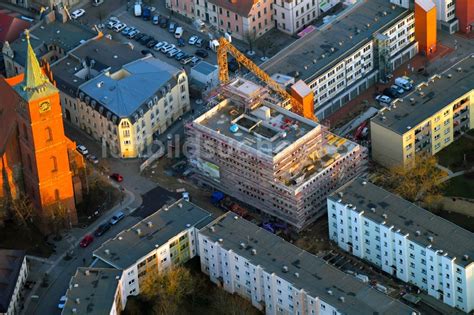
(0, 30, 83, 227)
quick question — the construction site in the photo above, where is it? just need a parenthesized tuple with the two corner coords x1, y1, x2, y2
(185, 39, 368, 229)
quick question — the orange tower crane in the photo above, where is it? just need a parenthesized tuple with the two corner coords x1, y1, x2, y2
(216, 37, 317, 121)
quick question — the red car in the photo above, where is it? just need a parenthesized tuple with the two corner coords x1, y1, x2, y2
(80, 235, 94, 248)
(110, 173, 123, 182)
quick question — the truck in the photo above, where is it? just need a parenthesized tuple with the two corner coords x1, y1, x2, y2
(134, 4, 142, 17)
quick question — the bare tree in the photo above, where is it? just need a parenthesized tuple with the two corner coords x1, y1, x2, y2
(212, 289, 258, 315)
(46, 202, 70, 239)
(10, 195, 36, 228)
(244, 30, 257, 54)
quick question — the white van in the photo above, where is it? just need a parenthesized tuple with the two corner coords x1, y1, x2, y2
(395, 77, 413, 91)
(134, 4, 142, 17)
(174, 27, 183, 39)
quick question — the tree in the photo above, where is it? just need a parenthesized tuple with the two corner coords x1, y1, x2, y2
(140, 266, 195, 315)
(10, 194, 36, 228)
(373, 153, 446, 203)
(244, 30, 257, 54)
(46, 202, 71, 239)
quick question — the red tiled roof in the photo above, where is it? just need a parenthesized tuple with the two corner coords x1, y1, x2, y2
(0, 76, 21, 155)
(207, 0, 256, 18)
(0, 12, 31, 43)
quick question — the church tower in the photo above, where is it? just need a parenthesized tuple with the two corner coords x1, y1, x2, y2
(13, 30, 77, 224)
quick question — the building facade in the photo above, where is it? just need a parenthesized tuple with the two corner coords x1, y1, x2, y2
(456, 0, 474, 34)
(187, 78, 367, 230)
(166, 0, 274, 39)
(198, 212, 419, 315)
(0, 31, 80, 226)
(66, 57, 190, 158)
(370, 56, 474, 168)
(432, 0, 458, 33)
(0, 250, 27, 315)
(263, 0, 418, 119)
(328, 178, 474, 313)
(93, 200, 213, 298)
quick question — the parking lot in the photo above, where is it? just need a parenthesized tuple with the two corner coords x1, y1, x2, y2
(106, 8, 218, 71)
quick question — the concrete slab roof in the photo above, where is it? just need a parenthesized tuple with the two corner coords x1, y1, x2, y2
(200, 213, 418, 315)
(93, 200, 213, 270)
(372, 55, 474, 135)
(329, 178, 474, 268)
(262, 0, 410, 83)
(192, 61, 217, 76)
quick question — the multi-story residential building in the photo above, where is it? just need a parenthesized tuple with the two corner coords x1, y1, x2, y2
(198, 212, 419, 315)
(166, 0, 274, 39)
(370, 55, 474, 168)
(186, 77, 367, 230)
(0, 250, 27, 315)
(456, 0, 474, 34)
(328, 178, 474, 313)
(57, 55, 190, 158)
(2, 19, 97, 78)
(263, 0, 418, 119)
(62, 268, 124, 315)
(273, 0, 340, 35)
(7, 0, 81, 12)
(93, 200, 213, 298)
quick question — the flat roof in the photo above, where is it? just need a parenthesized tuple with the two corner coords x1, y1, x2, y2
(330, 178, 474, 267)
(9, 20, 96, 66)
(372, 55, 474, 135)
(79, 56, 182, 120)
(262, 0, 409, 82)
(0, 249, 25, 313)
(53, 36, 142, 95)
(192, 61, 217, 76)
(201, 213, 417, 315)
(62, 268, 122, 315)
(93, 199, 213, 270)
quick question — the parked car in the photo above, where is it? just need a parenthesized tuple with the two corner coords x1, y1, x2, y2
(180, 55, 194, 65)
(383, 88, 397, 99)
(168, 22, 176, 33)
(152, 15, 159, 25)
(390, 84, 404, 96)
(71, 9, 85, 19)
(188, 35, 199, 45)
(76, 144, 88, 155)
(177, 37, 185, 47)
(121, 26, 132, 36)
(395, 77, 413, 91)
(134, 33, 145, 41)
(86, 154, 99, 164)
(106, 19, 119, 29)
(190, 56, 201, 66)
(58, 296, 67, 309)
(142, 7, 151, 20)
(182, 192, 190, 201)
(79, 234, 94, 248)
(113, 23, 126, 32)
(161, 44, 176, 53)
(375, 94, 392, 105)
(195, 38, 203, 48)
(167, 48, 180, 58)
(110, 173, 123, 182)
(127, 29, 140, 39)
(154, 41, 167, 51)
(175, 51, 186, 60)
(94, 222, 111, 237)
(138, 35, 151, 44)
(159, 17, 168, 28)
(174, 26, 183, 39)
(109, 211, 125, 225)
(146, 39, 158, 48)
(195, 49, 208, 58)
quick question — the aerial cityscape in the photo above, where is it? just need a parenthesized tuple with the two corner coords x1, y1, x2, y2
(0, 0, 472, 314)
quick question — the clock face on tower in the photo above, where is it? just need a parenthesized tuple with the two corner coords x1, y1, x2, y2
(39, 100, 51, 113)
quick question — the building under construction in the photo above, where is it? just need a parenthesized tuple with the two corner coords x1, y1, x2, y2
(186, 78, 367, 230)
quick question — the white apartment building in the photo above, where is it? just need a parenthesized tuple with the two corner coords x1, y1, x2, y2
(198, 212, 419, 315)
(263, 0, 418, 119)
(59, 56, 190, 158)
(273, 0, 340, 35)
(0, 250, 28, 315)
(328, 178, 474, 313)
(62, 268, 124, 315)
(93, 200, 213, 298)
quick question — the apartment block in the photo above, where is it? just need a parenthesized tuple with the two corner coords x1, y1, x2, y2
(370, 55, 474, 168)
(433, 0, 458, 33)
(263, 0, 417, 119)
(273, 0, 340, 35)
(327, 178, 474, 313)
(186, 77, 367, 230)
(198, 212, 419, 315)
(0, 250, 27, 315)
(166, 0, 274, 39)
(62, 268, 124, 315)
(93, 200, 213, 298)
(2, 20, 96, 78)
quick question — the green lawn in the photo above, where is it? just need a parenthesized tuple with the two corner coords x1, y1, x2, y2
(442, 174, 474, 199)
(436, 136, 474, 171)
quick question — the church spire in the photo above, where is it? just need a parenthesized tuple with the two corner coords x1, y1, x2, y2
(23, 29, 48, 91)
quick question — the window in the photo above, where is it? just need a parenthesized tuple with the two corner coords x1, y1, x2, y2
(51, 156, 57, 172)
(45, 127, 53, 142)
(54, 189, 60, 201)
